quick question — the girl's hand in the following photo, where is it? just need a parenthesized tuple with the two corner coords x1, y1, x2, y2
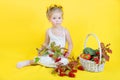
(64, 52, 70, 58)
(38, 53, 41, 56)
(37, 51, 41, 56)
(36, 48, 42, 56)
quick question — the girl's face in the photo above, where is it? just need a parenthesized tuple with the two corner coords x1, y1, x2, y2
(49, 11, 63, 27)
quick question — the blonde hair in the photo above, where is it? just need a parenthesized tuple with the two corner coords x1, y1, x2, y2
(46, 5, 63, 19)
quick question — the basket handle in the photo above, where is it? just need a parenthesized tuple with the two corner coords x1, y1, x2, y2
(84, 33, 102, 64)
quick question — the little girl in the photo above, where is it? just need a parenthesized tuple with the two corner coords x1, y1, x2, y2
(17, 5, 73, 68)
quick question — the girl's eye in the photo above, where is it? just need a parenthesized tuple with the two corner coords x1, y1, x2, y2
(58, 17, 61, 19)
(53, 17, 56, 19)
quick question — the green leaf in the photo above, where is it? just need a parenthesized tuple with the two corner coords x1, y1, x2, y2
(35, 57, 40, 63)
(50, 42, 56, 48)
(44, 51, 49, 55)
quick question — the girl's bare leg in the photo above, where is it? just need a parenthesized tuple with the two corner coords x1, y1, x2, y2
(16, 60, 35, 69)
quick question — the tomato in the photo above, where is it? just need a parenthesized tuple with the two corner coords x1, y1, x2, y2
(96, 51, 100, 55)
(93, 56, 99, 64)
(84, 54, 91, 60)
(80, 54, 91, 60)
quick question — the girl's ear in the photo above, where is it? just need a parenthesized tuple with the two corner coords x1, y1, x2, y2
(48, 18, 50, 21)
(48, 17, 51, 22)
(48, 19, 51, 22)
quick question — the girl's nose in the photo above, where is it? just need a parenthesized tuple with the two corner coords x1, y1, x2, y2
(56, 19, 59, 22)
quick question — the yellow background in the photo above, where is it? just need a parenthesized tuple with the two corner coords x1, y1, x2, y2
(0, 0, 120, 80)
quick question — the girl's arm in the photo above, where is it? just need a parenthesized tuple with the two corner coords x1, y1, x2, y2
(38, 29, 50, 53)
(65, 29, 73, 56)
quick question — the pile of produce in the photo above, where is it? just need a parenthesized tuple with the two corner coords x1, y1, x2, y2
(52, 57, 84, 78)
(80, 42, 112, 64)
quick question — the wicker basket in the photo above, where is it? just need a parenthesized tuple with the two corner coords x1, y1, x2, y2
(79, 33, 105, 72)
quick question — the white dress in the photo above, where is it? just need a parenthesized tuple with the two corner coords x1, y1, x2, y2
(34, 28, 69, 67)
